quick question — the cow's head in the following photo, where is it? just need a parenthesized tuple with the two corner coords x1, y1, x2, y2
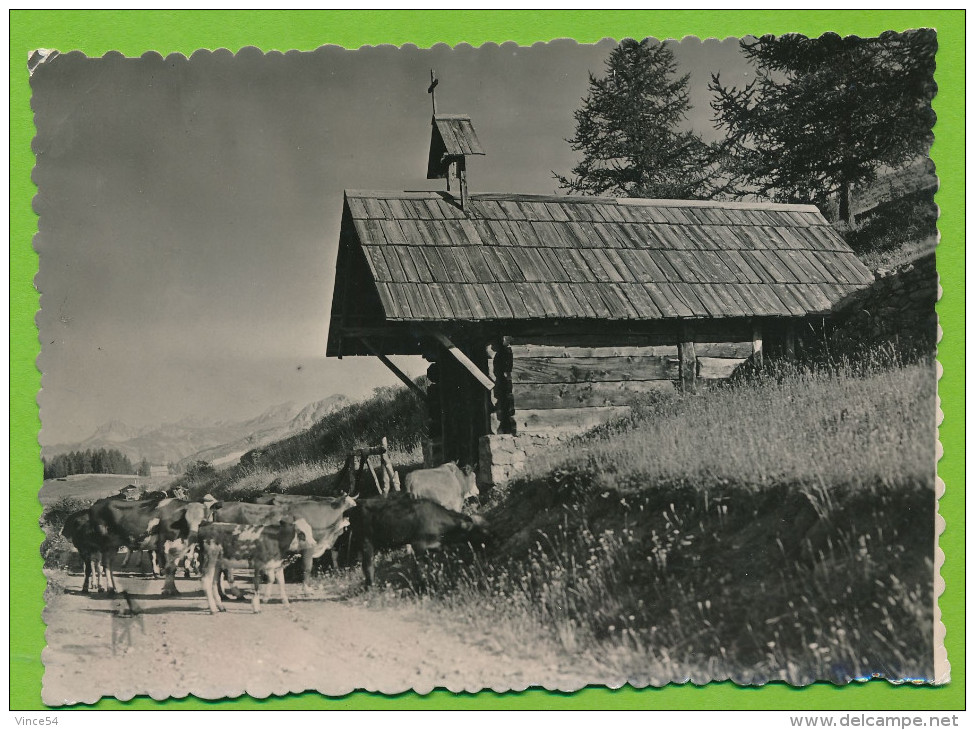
(457, 513, 489, 548)
(200, 494, 220, 520)
(334, 494, 357, 513)
(460, 466, 481, 501)
(288, 517, 318, 552)
(182, 502, 208, 539)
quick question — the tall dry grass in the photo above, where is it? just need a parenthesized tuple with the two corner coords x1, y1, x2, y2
(523, 356, 936, 490)
(375, 357, 938, 684)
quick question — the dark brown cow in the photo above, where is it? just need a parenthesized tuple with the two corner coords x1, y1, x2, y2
(88, 496, 209, 595)
(404, 462, 479, 513)
(253, 493, 335, 505)
(198, 519, 316, 614)
(212, 496, 355, 590)
(349, 492, 489, 588)
(61, 509, 108, 593)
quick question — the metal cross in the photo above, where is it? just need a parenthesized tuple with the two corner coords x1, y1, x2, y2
(428, 69, 439, 116)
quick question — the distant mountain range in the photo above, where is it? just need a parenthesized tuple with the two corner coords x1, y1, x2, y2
(42, 395, 348, 469)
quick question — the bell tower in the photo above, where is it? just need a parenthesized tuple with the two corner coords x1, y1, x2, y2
(425, 70, 485, 211)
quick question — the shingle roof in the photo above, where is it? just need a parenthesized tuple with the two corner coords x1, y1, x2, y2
(342, 190, 874, 322)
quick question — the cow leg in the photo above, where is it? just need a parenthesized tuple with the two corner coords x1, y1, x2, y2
(301, 552, 315, 594)
(362, 541, 375, 589)
(161, 569, 179, 595)
(160, 541, 181, 596)
(102, 551, 118, 595)
(251, 567, 263, 614)
(412, 546, 428, 594)
(218, 568, 245, 601)
(81, 555, 91, 594)
(276, 567, 290, 607)
(94, 556, 106, 593)
(201, 554, 224, 614)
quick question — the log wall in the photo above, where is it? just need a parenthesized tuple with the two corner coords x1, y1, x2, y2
(499, 333, 752, 436)
(477, 329, 755, 487)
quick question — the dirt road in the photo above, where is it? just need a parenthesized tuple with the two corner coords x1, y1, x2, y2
(42, 571, 597, 705)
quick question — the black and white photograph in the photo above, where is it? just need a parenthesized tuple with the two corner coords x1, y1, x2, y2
(33, 33, 942, 705)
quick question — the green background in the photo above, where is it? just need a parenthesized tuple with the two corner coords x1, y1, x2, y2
(10, 10, 965, 711)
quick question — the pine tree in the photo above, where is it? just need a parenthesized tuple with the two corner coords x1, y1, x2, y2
(556, 38, 723, 199)
(710, 30, 937, 227)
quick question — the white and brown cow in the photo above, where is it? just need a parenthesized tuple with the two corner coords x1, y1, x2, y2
(404, 462, 479, 513)
(87, 495, 210, 595)
(211, 496, 355, 591)
(198, 518, 317, 614)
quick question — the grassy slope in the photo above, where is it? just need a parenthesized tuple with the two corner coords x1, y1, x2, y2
(396, 360, 938, 685)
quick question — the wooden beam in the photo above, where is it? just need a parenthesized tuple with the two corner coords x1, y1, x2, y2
(512, 355, 678, 384)
(359, 338, 426, 398)
(428, 331, 495, 390)
(513, 380, 675, 409)
(366, 458, 384, 496)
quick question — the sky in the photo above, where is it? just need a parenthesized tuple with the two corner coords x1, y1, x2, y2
(32, 37, 752, 445)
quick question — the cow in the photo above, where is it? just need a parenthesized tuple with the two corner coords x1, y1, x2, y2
(349, 492, 489, 588)
(60, 509, 108, 594)
(253, 492, 335, 505)
(144, 487, 189, 501)
(404, 462, 479, 513)
(211, 496, 355, 591)
(198, 518, 317, 614)
(87, 496, 209, 595)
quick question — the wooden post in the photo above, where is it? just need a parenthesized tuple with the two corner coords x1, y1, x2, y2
(366, 458, 383, 496)
(380, 436, 400, 491)
(380, 436, 391, 494)
(356, 455, 368, 495)
(345, 454, 356, 495)
(752, 321, 764, 369)
(458, 157, 468, 211)
(486, 341, 500, 435)
(678, 324, 697, 394)
(783, 321, 796, 361)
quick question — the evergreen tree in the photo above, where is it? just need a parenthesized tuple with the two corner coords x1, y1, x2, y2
(138, 457, 151, 477)
(710, 30, 937, 227)
(556, 38, 724, 199)
(42, 447, 135, 478)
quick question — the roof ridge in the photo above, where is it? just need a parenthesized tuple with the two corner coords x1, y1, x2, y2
(345, 189, 822, 214)
(617, 198, 821, 213)
(346, 189, 443, 199)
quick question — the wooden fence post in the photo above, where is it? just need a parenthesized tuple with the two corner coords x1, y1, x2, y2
(379, 436, 400, 491)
